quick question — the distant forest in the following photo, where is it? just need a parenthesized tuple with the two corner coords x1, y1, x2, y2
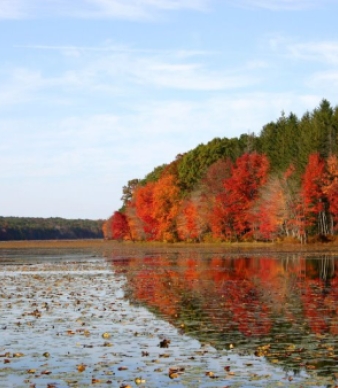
(103, 99, 338, 243)
(0, 217, 103, 241)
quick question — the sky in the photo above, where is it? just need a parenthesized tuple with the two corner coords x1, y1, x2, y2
(1, 0, 338, 220)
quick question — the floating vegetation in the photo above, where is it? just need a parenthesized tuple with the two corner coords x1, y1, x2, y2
(1, 250, 338, 387)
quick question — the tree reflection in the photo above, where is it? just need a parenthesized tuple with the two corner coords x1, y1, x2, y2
(109, 253, 338, 375)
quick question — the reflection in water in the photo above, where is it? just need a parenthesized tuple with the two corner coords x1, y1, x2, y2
(109, 253, 338, 376)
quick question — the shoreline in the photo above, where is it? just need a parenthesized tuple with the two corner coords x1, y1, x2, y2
(0, 239, 338, 253)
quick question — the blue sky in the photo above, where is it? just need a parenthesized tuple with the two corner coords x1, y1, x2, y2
(1, 0, 338, 220)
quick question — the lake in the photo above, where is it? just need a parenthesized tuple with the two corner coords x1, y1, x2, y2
(1, 244, 338, 387)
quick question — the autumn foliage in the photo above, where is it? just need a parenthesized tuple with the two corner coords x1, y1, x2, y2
(211, 153, 269, 240)
(102, 149, 338, 242)
(111, 253, 338, 340)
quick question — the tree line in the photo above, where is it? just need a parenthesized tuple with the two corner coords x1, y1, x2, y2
(103, 99, 338, 243)
(0, 217, 104, 240)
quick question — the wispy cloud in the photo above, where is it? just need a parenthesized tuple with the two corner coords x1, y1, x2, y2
(0, 46, 260, 111)
(0, 67, 45, 106)
(0, 0, 24, 19)
(230, 0, 334, 11)
(82, 0, 210, 18)
(0, 0, 211, 20)
(308, 70, 338, 89)
(287, 42, 338, 64)
(125, 56, 258, 90)
(0, 92, 322, 180)
(15, 44, 212, 57)
(0, 91, 326, 218)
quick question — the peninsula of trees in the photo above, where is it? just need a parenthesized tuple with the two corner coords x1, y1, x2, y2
(0, 217, 103, 241)
(103, 99, 338, 243)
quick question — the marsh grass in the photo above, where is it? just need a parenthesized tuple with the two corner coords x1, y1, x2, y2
(1, 238, 337, 256)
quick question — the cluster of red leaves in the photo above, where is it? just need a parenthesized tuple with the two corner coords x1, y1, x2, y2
(103, 152, 338, 242)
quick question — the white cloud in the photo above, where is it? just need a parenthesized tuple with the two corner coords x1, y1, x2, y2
(0, 46, 261, 112)
(128, 57, 258, 90)
(0, 0, 211, 20)
(17, 44, 213, 58)
(0, 0, 24, 18)
(287, 42, 338, 65)
(0, 91, 327, 218)
(0, 68, 45, 106)
(1, 92, 318, 180)
(307, 70, 338, 89)
(230, 0, 334, 10)
(82, 0, 210, 18)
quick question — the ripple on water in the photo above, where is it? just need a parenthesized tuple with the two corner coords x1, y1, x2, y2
(0, 260, 332, 387)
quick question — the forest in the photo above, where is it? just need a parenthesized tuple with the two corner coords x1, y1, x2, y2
(103, 99, 338, 243)
(0, 217, 103, 241)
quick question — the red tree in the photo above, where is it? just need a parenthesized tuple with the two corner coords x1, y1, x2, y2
(255, 177, 287, 240)
(323, 155, 338, 232)
(211, 153, 270, 240)
(109, 211, 131, 240)
(301, 153, 327, 235)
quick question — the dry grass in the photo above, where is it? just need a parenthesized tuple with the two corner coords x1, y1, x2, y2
(0, 239, 106, 249)
(1, 239, 337, 255)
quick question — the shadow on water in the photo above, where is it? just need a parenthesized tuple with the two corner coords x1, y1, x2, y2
(108, 252, 338, 377)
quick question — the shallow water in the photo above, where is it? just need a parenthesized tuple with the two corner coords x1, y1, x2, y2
(1, 248, 338, 387)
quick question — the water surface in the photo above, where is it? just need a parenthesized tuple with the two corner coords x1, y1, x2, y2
(1, 247, 338, 387)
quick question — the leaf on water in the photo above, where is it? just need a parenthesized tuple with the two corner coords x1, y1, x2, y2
(306, 364, 316, 370)
(205, 370, 218, 378)
(250, 374, 271, 381)
(134, 377, 146, 384)
(159, 339, 170, 348)
(169, 372, 179, 379)
(41, 370, 52, 375)
(169, 366, 185, 373)
(13, 352, 24, 358)
(77, 364, 86, 372)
